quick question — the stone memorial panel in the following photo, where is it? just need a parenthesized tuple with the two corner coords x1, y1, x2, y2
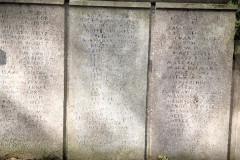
(0, 4, 64, 159)
(69, 0, 228, 4)
(155, 2, 237, 10)
(152, 0, 228, 3)
(69, 0, 151, 8)
(67, 7, 149, 160)
(0, 0, 64, 4)
(148, 7, 235, 160)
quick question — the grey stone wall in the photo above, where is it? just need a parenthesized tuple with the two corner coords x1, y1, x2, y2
(0, 4, 64, 159)
(67, 7, 149, 160)
(0, 1, 238, 160)
(148, 7, 235, 160)
(230, 42, 240, 160)
(69, 0, 229, 4)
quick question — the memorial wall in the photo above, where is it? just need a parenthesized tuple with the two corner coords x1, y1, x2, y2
(0, 2, 64, 159)
(0, 0, 238, 160)
(150, 0, 228, 3)
(0, 0, 64, 4)
(148, 3, 235, 160)
(67, 3, 149, 160)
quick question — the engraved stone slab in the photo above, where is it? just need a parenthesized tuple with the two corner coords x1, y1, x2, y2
(70, 0, 149, 2)
(152, 0, 228, 3)
(0, 4, 64, 159)
(70, 0, 228, 4)
(0, 0, 64, 4)
(70, 0, 151, 8)
(67, 7, 149, 160)
(148, 9, 235, 160)
(155, 3, 237, 10)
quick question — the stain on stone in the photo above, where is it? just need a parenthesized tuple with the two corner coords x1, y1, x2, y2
(0, 49, 6, 65)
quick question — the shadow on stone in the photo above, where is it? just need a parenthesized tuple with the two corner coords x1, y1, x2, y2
(0, 92, 61, 160)
(234, 54, 240, 70)
(0, 49, 6, 65)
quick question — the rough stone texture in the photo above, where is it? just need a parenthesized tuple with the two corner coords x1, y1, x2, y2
(148, 10, 235, 160)
(0, 49, 6, 65)
(152, 0, 228, 3)
(67, 7, 149, 160)
(70, 0, 151, 7)
(0, 0, 64, 4)
(70, 0, 228, 3)
(230, 43, 240, 160)
(236, 112, 240, 160)
(70, 0, 149, 2)
(0, 4, 64, 159)
(155, 3, 237, 10)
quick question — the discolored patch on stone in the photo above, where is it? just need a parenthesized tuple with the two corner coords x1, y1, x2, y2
(67, 7, 149, 160)
(0, 49, 6, 65)
(148, 9, 235, 160)
(0, 4, 64, 159)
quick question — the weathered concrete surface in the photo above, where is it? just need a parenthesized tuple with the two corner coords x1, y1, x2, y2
(70, 0, 149, 2)
(70, 0, 229, 4)
(70, 0, 151, 7)
(67, 7, 149, 160)
(148, 9, 235, 160)
(155, 3, 237, 10)
(0, 49, 6, 65)
(230, 43, 240, 160)
(0, 4, 64, 159)
(0, 0, 64, 4)
(152, 0, 228, 3)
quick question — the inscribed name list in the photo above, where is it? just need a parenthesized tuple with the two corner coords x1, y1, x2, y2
(152, 0, 228, 3)
(148, 10, 235, 160)
(0, 4, 64, 159)
(0, 0, 64, 4)
(67, 7, 149, 160)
